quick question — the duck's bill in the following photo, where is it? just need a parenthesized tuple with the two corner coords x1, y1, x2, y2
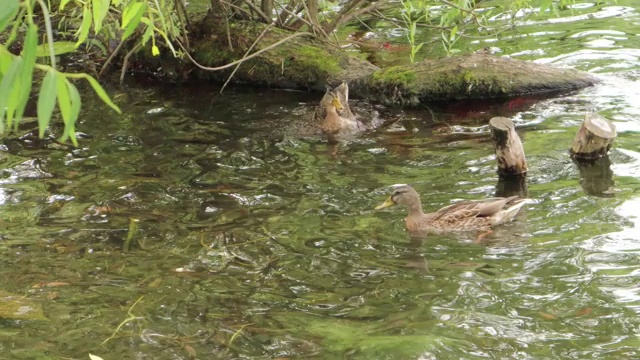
(375, 197, 395, 210)
(331, 97, 344, 111)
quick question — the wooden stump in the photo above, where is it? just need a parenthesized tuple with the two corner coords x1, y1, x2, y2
(570, 113, 616, 161)
(489, 117, 528, 177)
(576, 155, 615, 197)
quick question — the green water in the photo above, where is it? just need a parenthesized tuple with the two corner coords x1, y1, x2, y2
(3, 2, 640, 359)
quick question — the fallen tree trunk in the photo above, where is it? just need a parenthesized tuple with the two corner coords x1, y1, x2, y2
(137, 14, 599, 105)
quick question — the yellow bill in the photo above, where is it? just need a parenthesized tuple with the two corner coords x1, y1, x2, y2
(331, 97, 344, 111)
(375, 197, 395, 210)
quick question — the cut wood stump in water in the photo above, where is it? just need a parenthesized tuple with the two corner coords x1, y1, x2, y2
(570, 113, 616, 161)
(489, 117, 528, 177)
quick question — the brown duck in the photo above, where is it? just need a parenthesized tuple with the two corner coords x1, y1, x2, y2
(375, 185, 528, 236)
(314, 82, 366, 139)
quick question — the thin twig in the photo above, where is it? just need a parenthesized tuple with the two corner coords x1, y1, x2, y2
(221, 2, 234, 51)
(324, 0, 365, 33)
(276, 0, 298, 25)
(372, 10, 450, 30)
(35, 0, 56, 68)
(176, 32, 310, 72)
(176, 0, 192, 29)
(120, 43, 142, 84)
(100, 39, 126, 77)
(220, 0, 255, 20)
(220, 24, 273, 93)
(438, 0, 492, 31)
(240, 0, 273, 23)
(283, 2, 305, 28)
(326, 0, 390, 33)
(278, 2, 332, 41)
(175, 0, 191, 51)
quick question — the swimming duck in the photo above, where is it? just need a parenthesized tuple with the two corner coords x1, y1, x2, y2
(314, 82, 366, 138)
(375, 185, 528, 234)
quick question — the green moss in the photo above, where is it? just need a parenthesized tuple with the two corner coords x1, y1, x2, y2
(462, 70, 474, 83)
(295, 45, 342, 75)
(371, 67, 416, 86)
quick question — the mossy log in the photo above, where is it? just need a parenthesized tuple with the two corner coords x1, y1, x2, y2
(138, 14, 599, 105)
(569, 113, 617, 161)
(363, 55, 599, 106)
(489, 117, 528, 177)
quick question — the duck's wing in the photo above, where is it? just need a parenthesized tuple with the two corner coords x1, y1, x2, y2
(431, 196, 520, 222)
(313, 89, 335, 123)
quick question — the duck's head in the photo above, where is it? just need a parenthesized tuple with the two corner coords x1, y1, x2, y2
(330, 94, 344, 112)
(375, 185, 421, 209)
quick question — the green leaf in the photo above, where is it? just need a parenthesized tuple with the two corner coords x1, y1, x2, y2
(141, 21, 154, 46)
(60, 0, 72, 11)
(4, 59, 23, 127)
(13, 24, 38, 129)
(0, 52, 13, 73)
(75, 6, 93, 47)
(56, 76, 72, 127)
(82, 75, 121, 114)
(121, 2, 147, 41)
(60, 80, 81, 146)
(92, 0, 111, 34)
(0, 58, 22, 133)
(539, 0, 553, 14)
(36, 41, 78, 57)
(37, 69, 58, 138)
(0, 0, 19, 33)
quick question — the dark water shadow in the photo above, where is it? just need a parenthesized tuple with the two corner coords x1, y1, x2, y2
(574, 155, 615, 197)
(495, 175, 529, 198)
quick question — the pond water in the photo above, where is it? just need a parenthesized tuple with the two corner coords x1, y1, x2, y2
(3, 1, 640, 359)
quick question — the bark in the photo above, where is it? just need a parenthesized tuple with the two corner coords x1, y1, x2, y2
(570, 113, 616, 161)
(489, 117, 528, 177)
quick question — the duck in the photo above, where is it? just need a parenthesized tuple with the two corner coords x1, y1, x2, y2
(375, 185, 528, 236)
(314, 82, 366, 138)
